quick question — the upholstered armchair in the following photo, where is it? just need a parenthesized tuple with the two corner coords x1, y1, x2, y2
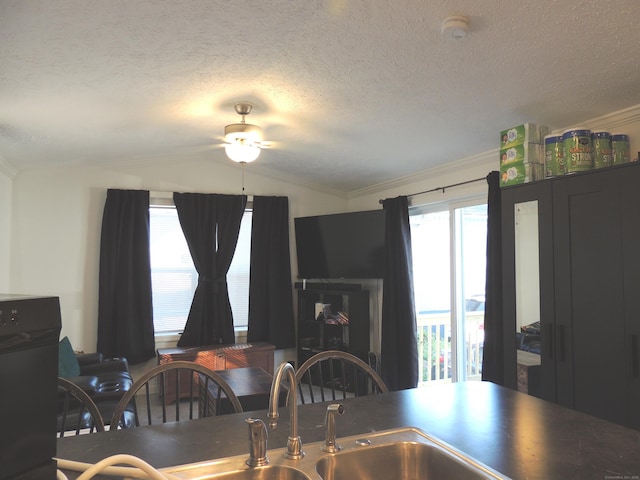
(58, 337, 136, 429)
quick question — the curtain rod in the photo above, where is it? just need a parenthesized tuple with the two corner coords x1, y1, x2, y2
(378, 175, 487, 204)
(150, 190, 253, 198)
(149, 191, 254, 206)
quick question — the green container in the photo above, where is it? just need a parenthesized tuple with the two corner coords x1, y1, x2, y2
(544, 135, 565, 177)
(592, 132, 611, 169)
(611, 134, 630, 165)
(500, 123, 547, 149)
(500, 143, 543, 165)
(500, 161, 539, 187)
(563, 128, 592, 173)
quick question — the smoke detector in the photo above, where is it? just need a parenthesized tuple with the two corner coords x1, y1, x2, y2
(441, 15, 470, 40)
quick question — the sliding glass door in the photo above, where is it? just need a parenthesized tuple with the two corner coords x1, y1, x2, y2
(410, 201, 487, 385)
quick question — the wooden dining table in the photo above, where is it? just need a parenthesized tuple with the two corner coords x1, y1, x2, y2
(200, 366, 287, 415)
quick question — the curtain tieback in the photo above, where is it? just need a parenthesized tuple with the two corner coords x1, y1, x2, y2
(199, 276, 226, 293)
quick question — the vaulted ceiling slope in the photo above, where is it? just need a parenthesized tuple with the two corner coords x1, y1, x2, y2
(2, 1, 640, 193)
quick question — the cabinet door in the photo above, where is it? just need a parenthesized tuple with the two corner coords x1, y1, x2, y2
(553, 167, 627, 425)
(621, 165, 640, 430)
(501, 180, 554, 398)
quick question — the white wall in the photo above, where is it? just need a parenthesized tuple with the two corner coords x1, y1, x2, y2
(9, 154, 346, 353)
(0, 156, 17, 292)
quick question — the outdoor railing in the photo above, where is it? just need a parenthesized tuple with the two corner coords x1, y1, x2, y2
(416, 310, 484, 386)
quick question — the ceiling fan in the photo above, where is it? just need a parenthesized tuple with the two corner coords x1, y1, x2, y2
(223, 102, 268, 163)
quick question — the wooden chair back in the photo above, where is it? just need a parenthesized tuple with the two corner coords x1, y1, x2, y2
(295, 350, 388, 405)
(57, 377, 106, 436)
(109, 361, 243, 429)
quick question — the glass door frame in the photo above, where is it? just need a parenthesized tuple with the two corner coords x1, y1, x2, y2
(410, 194, 487, 384)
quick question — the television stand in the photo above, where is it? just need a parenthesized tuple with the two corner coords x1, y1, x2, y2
(296, 287, 370, 367)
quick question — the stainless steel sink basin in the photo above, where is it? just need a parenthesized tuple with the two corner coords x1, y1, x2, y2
(164, 462, 312, 480)
(315, 437, 501, 480)
(162, 427, 509, 480)
(214, 467, 309, 480)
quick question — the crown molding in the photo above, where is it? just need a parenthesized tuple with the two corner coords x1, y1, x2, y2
(552, 103, 640, 134)
(0, 154, 18, 179)
(348, 149, 496, 199)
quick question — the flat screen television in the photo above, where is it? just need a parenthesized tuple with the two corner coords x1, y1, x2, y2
(294, 209, 386, 279)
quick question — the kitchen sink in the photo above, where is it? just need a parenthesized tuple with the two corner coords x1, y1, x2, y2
(163, 461, 312, 480)
(315, 437, 500, 480)
(162, 427, 509, 480)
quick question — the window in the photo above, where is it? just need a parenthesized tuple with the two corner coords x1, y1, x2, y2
(149, 204, 252, 335)
(410, 200, 487, 385)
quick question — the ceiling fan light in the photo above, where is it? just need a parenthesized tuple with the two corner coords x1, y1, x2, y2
(223, 102, 264, 164)
(224, 141, 261, 163)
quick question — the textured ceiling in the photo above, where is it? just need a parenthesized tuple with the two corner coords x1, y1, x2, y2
(2, 0, 640, 193)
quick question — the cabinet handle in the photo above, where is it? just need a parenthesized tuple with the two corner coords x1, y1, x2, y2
(558, 325, 566, 363)
(545, 323, 554, 360)
(631, 335, 639, 378)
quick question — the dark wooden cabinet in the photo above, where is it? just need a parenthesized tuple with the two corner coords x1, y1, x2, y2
(296, 287, 370, 366)
(502, 162, 640, 429)
(552, 166, 629, 423)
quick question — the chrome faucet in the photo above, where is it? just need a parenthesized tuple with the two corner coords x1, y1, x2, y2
(321, 403, 345, 453)
(245, 418, 269, 467)
(267, 362, 304, 459)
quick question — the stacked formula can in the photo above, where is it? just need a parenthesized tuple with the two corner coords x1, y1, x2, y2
(544, 135, 565, 177)
(592, 131, 612, 169)
(611, 134, 631, 164)
(563, 128, 593, 173)
(544, 129, 632, 177)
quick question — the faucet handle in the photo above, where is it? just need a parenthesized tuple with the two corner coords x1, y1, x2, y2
(322, 403, 345, 453)
(246, 418, 269, 467)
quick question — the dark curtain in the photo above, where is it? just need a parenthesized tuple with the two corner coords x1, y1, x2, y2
(481, 171, 504, 384)
(380, 196, 419, 391)
(97, 189, 155, 364)
(174, 193, 247, 347)
(247, 196, 296, 349)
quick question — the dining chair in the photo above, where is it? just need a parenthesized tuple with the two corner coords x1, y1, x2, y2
(109, 361, 243, 429)
(295, 350, 389, 404)
(57, 377, 106, 437)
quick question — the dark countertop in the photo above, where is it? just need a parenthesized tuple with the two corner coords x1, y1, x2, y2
(57, 381, 640, 479)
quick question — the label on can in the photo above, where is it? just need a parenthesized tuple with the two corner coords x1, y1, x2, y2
(611, 134, 630, 165)
(563, 129, 592, 173)
(544, 135, 565, 177)
(592, 132, 611, 169)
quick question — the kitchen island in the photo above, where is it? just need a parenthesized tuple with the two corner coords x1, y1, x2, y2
(57, 381, 640, 479)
